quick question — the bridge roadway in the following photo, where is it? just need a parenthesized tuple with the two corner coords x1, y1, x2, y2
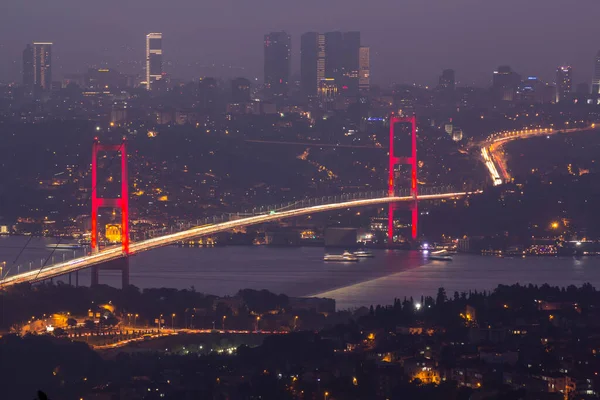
(0, 190, 474, 288)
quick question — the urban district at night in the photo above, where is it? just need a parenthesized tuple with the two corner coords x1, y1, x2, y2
(3, 1, 600, 399)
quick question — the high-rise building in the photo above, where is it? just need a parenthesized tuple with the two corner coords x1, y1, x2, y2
(359, 47, 370, 93)
(592, 51, 600, 95)
(556, 66, 572, 103)
(33, 42, 52, 90)
(146, 33, 163, 90)
(493, 65, 520, 101)
(439, 69, 455, 91)
(324, 31, 344, 84)
(264, 31, 291, 98)
(22, 44, 34, 88)
(341, 31, 360, 96)
(300, 32, 325, 97)
(231, 77, 251, 103)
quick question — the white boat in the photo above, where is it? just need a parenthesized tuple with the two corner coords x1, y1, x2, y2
(46, 243, 85, 250)
(427, 250, 453, 261)
(353, 249, 374, 258)
(324, 251, 359, 262)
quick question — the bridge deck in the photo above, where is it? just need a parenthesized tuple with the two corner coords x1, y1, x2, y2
(0, 191, 474, 287)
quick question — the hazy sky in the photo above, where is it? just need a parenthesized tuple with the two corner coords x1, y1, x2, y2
(2, 0, 599, 86)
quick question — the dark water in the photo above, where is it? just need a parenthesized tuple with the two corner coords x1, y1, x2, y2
(2, 236, 600, 309)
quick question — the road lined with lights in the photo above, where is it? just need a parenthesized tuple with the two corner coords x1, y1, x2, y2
(92, 329, 288, 350)
(478, 124, 598, 185)
(0, 191, 476, 288)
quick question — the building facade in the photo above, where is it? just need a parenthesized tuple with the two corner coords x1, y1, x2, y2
(300, 32, 325, 97)
(33, 42, 52, 90)
(264, 31, 291, 98)
(146, 33, 163, 90)
(556, 66, 572, 103)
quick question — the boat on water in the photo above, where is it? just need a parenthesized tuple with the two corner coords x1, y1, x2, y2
(324, 251, 359, 262)
(426, 250, 453, 261)
(353, 249, 374, 258)
(45, 243, 86, 250)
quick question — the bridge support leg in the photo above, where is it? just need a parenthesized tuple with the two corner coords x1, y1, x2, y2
(91, 258, 129, 288)
(91, 266, 99, 286)
(411, 201, 418, 240)
(388, 203, 396, 244)
(121, 258, 129, 289)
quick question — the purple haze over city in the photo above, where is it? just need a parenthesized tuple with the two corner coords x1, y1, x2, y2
(1, 0, 599, 86)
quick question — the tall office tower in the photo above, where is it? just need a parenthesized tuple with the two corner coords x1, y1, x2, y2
(592, 51, 600, 94)
(341, 31, 360, 96)
(146, 33, 163, 90)
(323, 32, 361, 96)
(324, 31, 344, 83)
(22, 44, 34, 88)
(32, 42, 52, 90)
(493, 65, 520, 101)
(300, 32, 325, 97)
(359, 46, 370, 93)
(231, 77, 251, 103)
(264, 31, 291, 98)
(439, 69, 455, 91)
(556, 66, 572, 103)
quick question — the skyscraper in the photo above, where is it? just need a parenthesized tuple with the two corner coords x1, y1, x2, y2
(324, 31, 344, 84)
(592, 51, 600, 95)
(439, 69, 455, 91)
(33, 42, 52, 90)
(359, 47, 370, 93)
(300, 32, 325, 97)
(146, 33, 163, 90)
(556, 66, 572, 103)
(341, 31, 361, 96)
(22, 44, 34, 88)
(493, 65, 520, 101)
(264, 31, 291, 98)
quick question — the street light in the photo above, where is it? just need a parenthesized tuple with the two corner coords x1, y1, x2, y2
(171, 313, 176, 330)
(294, 315, 299, 331)
(134, 314, 138, 328)
(159, 314, 163, 330)
(255, 316, 260, 332)
(222, 315, 226, 331)
(324, 391, 329, 400)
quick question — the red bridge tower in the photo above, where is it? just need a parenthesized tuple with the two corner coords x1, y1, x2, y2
(90, 138, 130, 287)
(388, 115, 418, 242)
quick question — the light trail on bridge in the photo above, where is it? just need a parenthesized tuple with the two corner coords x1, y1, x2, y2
(245, 139, 384, 149)
(478, 124, 598, 185)
(0, 191, 476, 288)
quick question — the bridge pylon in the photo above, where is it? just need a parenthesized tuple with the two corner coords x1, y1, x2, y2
(388, 114, 418, 243)
(91, 138, 130, 287)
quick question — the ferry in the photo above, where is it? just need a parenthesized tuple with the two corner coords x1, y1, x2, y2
(324, 251, 359, 262)
(353, 249, 374, 258)
(45, 242, 86, 250)
(426, 250, 453, 261)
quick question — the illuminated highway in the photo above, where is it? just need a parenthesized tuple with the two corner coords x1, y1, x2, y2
(0, 190, 475, 287)
(478, 124, 598, 185)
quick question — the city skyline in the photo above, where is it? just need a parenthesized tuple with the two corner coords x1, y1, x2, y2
(1, 0, 599, 86)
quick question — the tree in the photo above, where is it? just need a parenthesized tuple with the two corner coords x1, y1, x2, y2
(436, 288, 447, 305)
(66, 318, 77, 327)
